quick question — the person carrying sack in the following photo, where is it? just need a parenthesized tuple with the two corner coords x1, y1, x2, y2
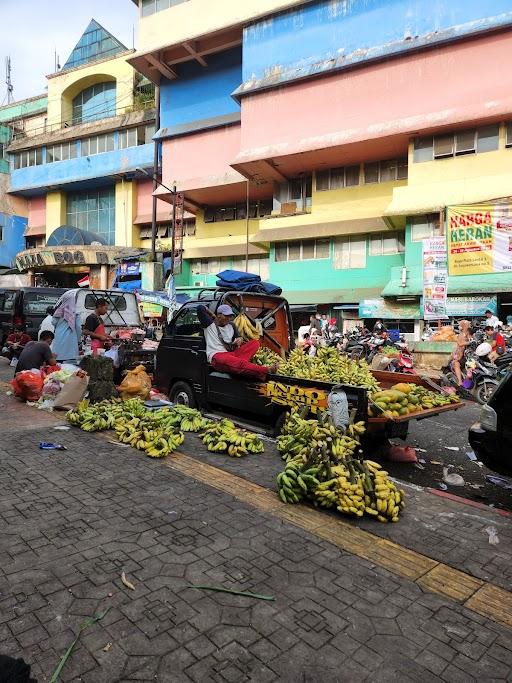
(197, 304, 277, 381)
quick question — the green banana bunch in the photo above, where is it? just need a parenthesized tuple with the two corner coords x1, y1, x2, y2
(200, 418, 264, 457)
(253, 346, 283, 367)
(278, 347, 380, 392)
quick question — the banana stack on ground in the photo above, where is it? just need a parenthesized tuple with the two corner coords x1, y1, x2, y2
(253, 346, 283, 367)
(278, 347, 380, 392)
(200, 418, 265, 457)
(67, 398, 185, 458)
(275, 410, 405, 522)
(234, 313, 262, 341)
(155, 404, 210, 432)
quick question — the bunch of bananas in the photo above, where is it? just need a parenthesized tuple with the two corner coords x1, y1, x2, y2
(115, 416, 184, 458)
(159, 404, 210, 431)
(278, 347, 380, 392)
(276, 458, 321, 503)
(277, 410, 362, 463)
(253, 346, 283, 367)
(234, 313, 262, 341)
(275, 410, 405, 522)
(67, 399, 121, 431)
(200, 418, 265, 457)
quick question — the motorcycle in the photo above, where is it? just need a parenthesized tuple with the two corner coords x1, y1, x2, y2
(442, 342, 499, 404)
(388, 348, 415, 374)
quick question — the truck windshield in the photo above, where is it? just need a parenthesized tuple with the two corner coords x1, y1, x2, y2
(23, 292, 62, 314)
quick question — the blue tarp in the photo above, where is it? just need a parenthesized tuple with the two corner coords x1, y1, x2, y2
(216, 269, 282, 295)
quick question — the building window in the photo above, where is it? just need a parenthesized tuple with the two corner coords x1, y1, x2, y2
(316, 165, 360, 191)
(273, 176, 312, 214)
(369, 232, 405, 256)
(141, 0, 189, 17)
(47, 141, 77, 163)
(66, 187, 115, 245)
(81, 133, 115, 156)
(13, 148, 43, 169)
(364, 159, 408, 184)
(333, 236, 366, 269)
(203, 200, 272, 223)
(506, 122, 512, 148)
(72, 81, 116, 124)
(190, 258, 229, 276)
(413, 125, 500, 162)
(410, 214, 440, 241)
(274, 239, 329, 262)
(119, 128, 137, 150)
(232, 256, 270, 280)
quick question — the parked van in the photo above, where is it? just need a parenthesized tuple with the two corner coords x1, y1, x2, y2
(0, 287, 66, 344)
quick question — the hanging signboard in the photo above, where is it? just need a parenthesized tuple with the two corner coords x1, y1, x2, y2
(423, 236, 448, 320)
(446, 203, 512, 276)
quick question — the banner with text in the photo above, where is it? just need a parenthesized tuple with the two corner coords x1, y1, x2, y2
(423, 236, 448, 320)
(447, 203, 512, 276)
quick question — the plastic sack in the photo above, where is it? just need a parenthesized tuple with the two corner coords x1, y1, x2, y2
(10, 371, 44, 402)
(387, 445, 418, 463)
(104, 346, 120, 368)
(53, 374, 89, 410)
(327, 386, 349, 429)
(119, 364, 152, 400)
(41, 378, 62, 398)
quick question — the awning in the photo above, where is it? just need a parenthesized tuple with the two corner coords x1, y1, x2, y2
(24, 225, 46, 237)
(359, 298, 421, 319)
(333, 304, 359, 310)
(289, 304, 316, 313)
(252, 217, 398, 243)
(284, 287, 382, 305)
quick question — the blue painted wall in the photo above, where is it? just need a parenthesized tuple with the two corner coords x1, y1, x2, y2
(160, 47, 241, 129)
(241, 0, 512, 90)
(0, 213, 27, 268)
(10, 143, 154, 193)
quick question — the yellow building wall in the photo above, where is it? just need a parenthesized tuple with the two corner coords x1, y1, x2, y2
(45, 192, 67, 238)
(115, 180, 139, 247)
(388, 126, 512, 214)
(138, 0, 306, 53)
(46, 53, 135, 126)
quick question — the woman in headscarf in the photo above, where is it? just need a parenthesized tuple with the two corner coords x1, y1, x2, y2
(451, 319, 472, 386)
(52, 291, 82, 363)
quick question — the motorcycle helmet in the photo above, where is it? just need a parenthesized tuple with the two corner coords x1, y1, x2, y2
(475, 342, 492, 357)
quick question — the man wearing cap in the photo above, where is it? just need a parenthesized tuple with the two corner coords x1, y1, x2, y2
(197, 304, 276, 380)
(484, 309, 500, 329)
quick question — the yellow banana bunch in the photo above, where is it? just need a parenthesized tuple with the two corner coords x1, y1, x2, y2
(234, 313, 261, 340)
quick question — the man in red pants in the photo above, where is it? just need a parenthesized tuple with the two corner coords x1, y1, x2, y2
(197, 304, 277, 381)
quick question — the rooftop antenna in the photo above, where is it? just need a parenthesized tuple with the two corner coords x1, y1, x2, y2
(54, 49, 61, 71)
(5, 56, 13, 104)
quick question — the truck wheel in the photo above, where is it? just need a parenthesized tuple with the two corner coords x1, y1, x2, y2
(170, 381, 196, 408)
(272, 411, 287, 437)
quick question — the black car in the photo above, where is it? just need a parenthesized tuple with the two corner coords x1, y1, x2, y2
(469, 371, 512, 475)
(0, 287, 66, 343)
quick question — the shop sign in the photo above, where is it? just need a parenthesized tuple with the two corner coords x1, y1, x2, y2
(16, 249, 110, 270)
(257, 380, 328, 414)
(444, 296, 497, 317)
(359, 298, 420, 319)
(423, 236, 448, 320)
(447, 203, 512, 276)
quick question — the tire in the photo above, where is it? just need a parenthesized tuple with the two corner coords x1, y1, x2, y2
(272, 410, 287, 437)
(475, 380, 498, 405)
(169, 381, 196, 408)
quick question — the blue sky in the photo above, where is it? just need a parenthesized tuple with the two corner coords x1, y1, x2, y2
(1, 0, 138, 102)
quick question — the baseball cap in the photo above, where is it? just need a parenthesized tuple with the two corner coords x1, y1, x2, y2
(217, 304, 234, 316)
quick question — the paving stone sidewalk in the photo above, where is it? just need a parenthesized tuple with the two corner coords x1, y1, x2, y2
(1, 398, 512, 682)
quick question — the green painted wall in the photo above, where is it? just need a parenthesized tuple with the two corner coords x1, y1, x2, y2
(0, 96, 47, 123)
(0, 125, 10, 174)
(269, 240, 404, 296)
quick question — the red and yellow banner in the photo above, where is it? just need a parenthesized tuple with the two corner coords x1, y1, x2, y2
(447, 204, 512, 276)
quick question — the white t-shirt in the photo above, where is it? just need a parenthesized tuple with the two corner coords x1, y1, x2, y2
(38, 314, 55, 339)
(486, 315, 500, 329)
(204, 322, 235, 362)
